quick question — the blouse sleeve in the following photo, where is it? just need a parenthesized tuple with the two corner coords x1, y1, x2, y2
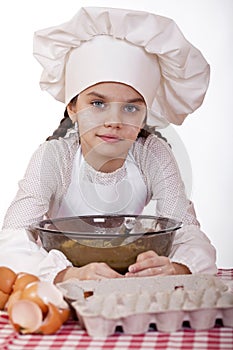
(0, 140, 74, 281)
(135, 135, 217, 274)
(0, 228, 72, 282)
(2, 140, 69, 229)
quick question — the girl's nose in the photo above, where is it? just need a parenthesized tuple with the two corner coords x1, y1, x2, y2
(104, 103, 122, 128)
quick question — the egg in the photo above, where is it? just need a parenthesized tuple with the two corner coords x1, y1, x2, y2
(0, 290, 9, 310)
(20, 281, 70, 331)
(2, 268, 70, 335)
(59, 307, 70, 324)
(13, 272, 39, 292)
(37, 302, 63, 335)
(20, 282, 48, 314)
(9, 299, 43, 334)
(5, 290, 22, 313)
(0, 266, 17, 294)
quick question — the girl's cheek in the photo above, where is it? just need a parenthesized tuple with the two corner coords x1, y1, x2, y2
(123, 127, 140, 141)
(78, 119, 101, 136)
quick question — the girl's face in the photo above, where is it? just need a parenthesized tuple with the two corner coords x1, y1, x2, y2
(68, 82, 146, 172)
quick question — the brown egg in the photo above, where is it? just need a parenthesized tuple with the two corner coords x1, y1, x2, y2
(59, 308, 70, 324)
(20, 282, 48, 314)
(7, 280, 70, 335)
(9, 299, 43, 334)
(5, 290, 22, 313)
(37, 302, 63, 335)
(0, 290, 9, 310)
(13, 272, 39, 292)
(0, 266, 17, 294)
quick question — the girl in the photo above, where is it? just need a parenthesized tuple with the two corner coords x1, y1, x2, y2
(0, 7, 217, 282)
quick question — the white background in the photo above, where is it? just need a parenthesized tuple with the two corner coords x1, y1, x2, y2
(0, 0, 232, 267)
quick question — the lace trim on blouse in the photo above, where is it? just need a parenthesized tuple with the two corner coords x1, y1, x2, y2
(82, 159, 127, 185)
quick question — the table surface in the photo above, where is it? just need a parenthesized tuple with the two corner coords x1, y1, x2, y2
(0, 269, 232, 350)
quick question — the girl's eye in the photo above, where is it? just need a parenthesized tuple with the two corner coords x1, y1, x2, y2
(123, 104, 140, 113)
(92, 100, 106, 109)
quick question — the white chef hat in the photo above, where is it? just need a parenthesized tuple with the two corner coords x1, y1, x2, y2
(33, 6, 210, 127)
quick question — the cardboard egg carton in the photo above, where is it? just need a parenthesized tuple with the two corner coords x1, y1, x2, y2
(57, 275, 233, 337)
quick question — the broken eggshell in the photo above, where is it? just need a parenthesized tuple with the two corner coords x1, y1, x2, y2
(8, 281, 70, 335)
(13, 272, 40, 292)
(10, 300, 43, 334)
(0, 271, 71, 335)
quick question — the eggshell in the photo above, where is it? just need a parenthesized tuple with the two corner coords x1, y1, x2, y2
(9, 299, 43, 334)
(0, 266, 17, 294)
(37, 302, 63, 335)
(13, 272, 39, 292)
(0, 290, 9, 310)
(6, 290, 23, 313)
(59, 308, 70, 323)
(20, 282, 48, 314)
(37, 281, 68, 309)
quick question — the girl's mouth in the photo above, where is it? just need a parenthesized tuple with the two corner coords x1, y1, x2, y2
(98, 134, 122, 143)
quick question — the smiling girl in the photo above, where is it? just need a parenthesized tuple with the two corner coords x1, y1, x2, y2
(68, 83, 146, 171)
(0, 7, 217, 282)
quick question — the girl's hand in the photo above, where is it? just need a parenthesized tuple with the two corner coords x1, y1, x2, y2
(125, 250, 190, 277)
(54, 262, 122, 283)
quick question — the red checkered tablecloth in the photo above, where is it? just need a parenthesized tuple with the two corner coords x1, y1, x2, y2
(0, 269, 232, 350)
(217, 268, 233, 280)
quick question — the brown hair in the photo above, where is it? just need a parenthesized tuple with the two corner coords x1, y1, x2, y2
(46, 110, 73, 141)
(46, 96, 77, 141)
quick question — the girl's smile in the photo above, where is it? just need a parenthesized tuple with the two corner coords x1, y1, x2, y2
(97, 133, 122, 143)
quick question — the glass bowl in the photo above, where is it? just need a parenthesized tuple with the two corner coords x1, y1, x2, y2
(34, 215, 182, 274)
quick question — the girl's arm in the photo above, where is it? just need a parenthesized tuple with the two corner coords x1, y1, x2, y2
(131, 135, 217, 275)
(2, 140, 69, 229)
(0, 137, 123, 282)
(0, 140, 74, 281)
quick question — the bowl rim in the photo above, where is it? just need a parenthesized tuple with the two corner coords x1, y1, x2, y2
(32, 215, 182, 238)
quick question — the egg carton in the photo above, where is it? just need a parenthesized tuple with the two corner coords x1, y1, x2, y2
(57, 274, 233, 337)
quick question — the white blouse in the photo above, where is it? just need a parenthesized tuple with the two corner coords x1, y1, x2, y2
(0, 132, 217, 280)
